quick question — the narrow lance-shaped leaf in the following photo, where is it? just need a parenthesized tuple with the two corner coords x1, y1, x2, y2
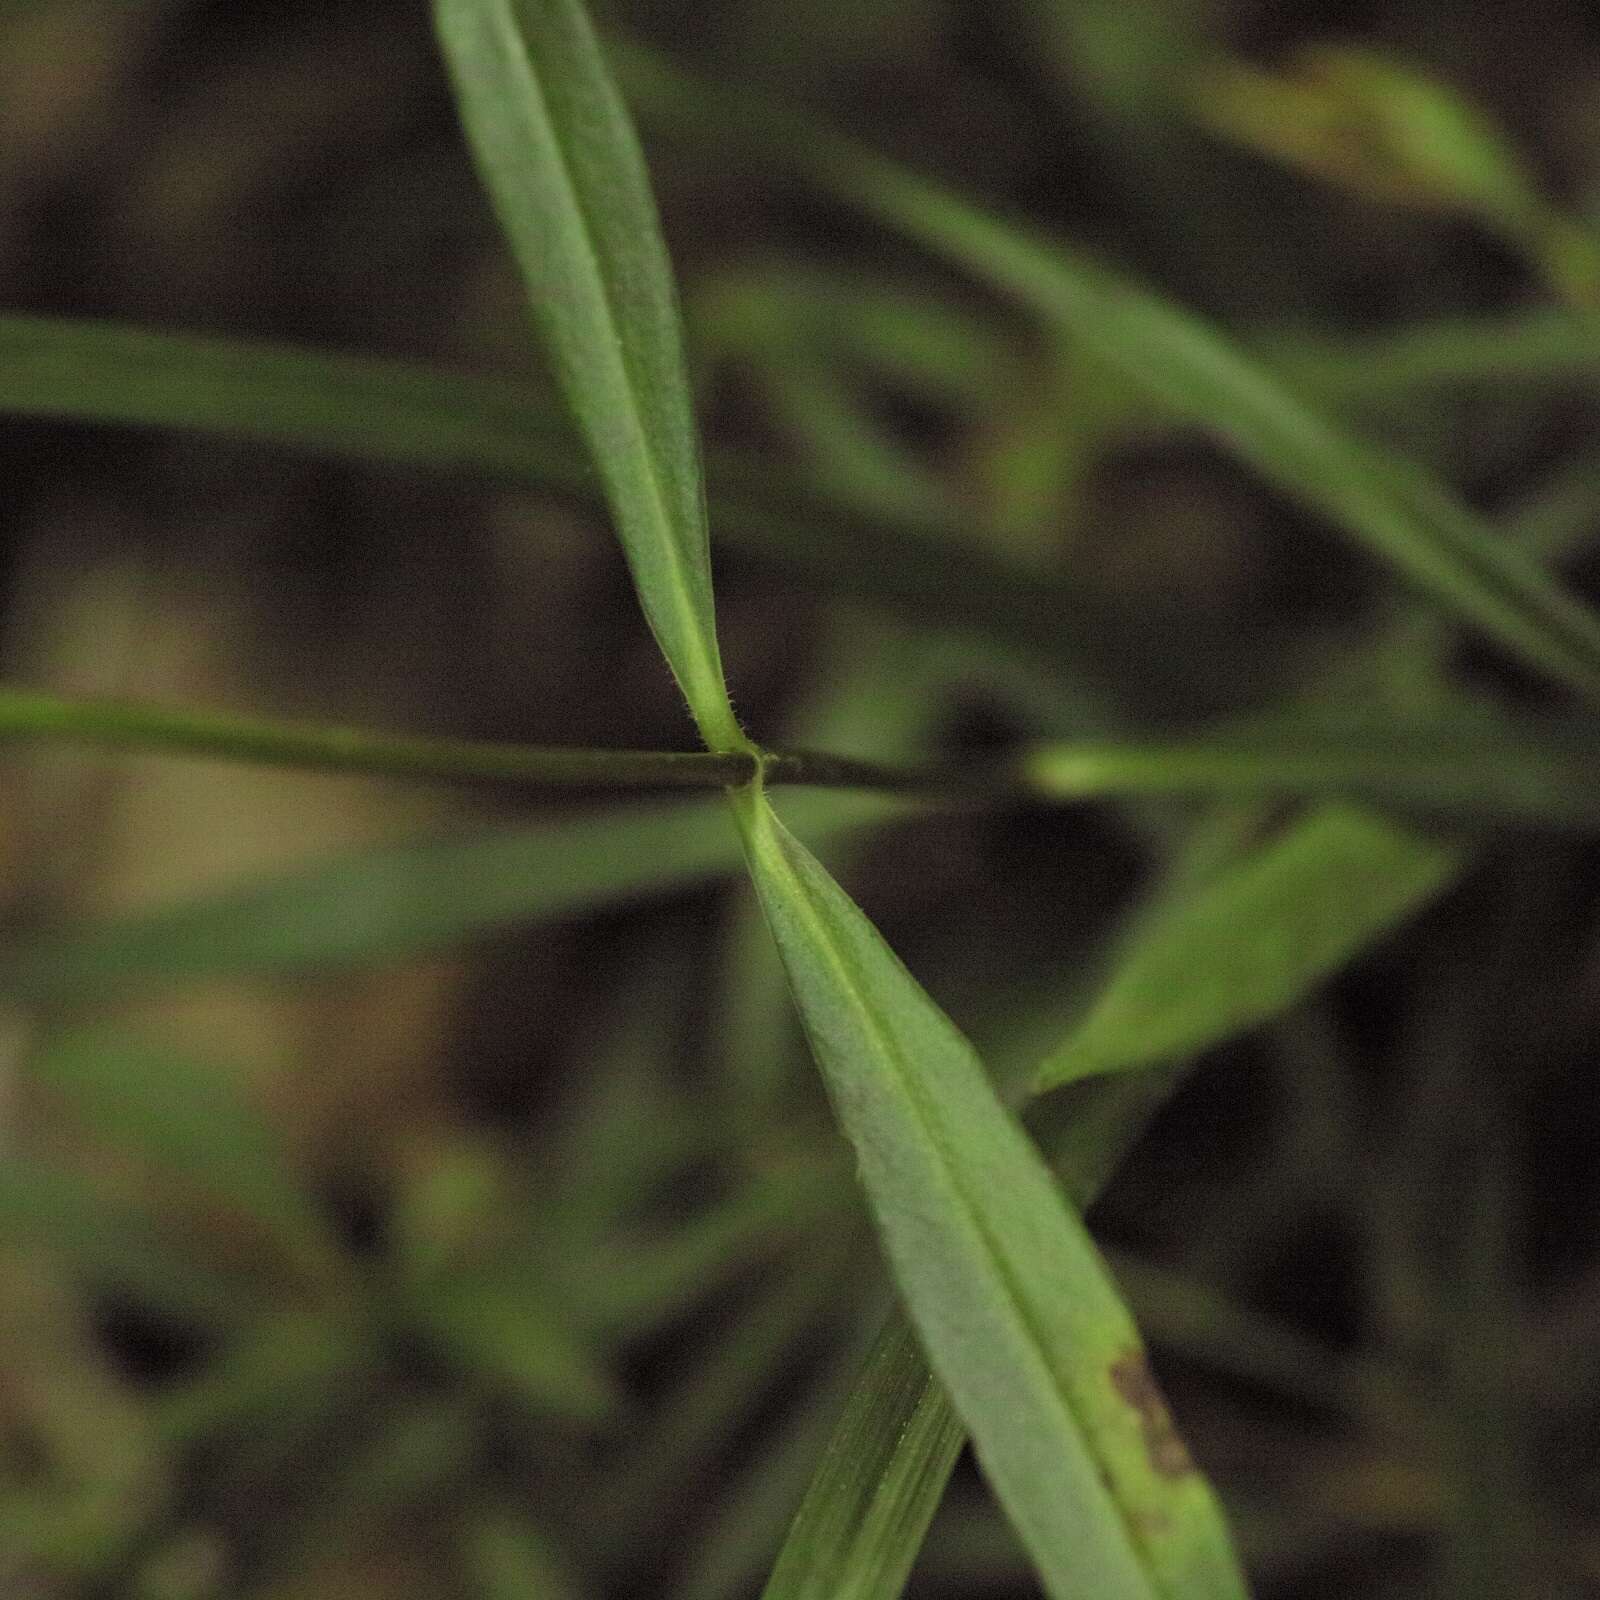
(0, 790, 905, 1003)
(828, 152, 1600, 706)
(433, 0, 747, 751)
(1017, 710, 1600, 831)
(731, 784, 1248, 1600)
(759, 1310, 966, 1600)
(1035, 802, 1461, 1092)
(761, 1065, 1195, 1600)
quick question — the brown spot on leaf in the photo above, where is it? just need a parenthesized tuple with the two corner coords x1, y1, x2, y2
(1110, 1351, 1196, 1480)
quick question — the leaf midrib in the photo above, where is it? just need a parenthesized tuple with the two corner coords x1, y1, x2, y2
(487, 0, 728, 744)
(746, 792, 1151, 1595)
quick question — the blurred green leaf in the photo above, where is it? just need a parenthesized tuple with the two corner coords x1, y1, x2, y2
(731, 786, 1247, 1600)
(0, 791, 905, 1002)
(1036, 804, 1459, 1091)
(1192, 47, 1545, 222)
(29, 1027, 341, 1279)
(0, 1155, 264, 1329)
(405, 1268, 620, 1424)
(613, 1241, 853, 1543)
(434, 0, 746, 751)
(1264, 309, 1600, 408)
(832, 153, 1600, 705)
(1019, 711, 1600, 830)
(464, 1506, 591, 1600)
(0, 312, 574, 480)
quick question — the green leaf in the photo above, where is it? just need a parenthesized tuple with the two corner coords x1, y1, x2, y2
(0, 790, 904, 1002)
(28, 1028, 341, 1280)
(0, 313, 575, 483)
(1264, 308, 1600, 400)
(731, 785, 1247, 1600)
(758, 1066, 1194, 1600)
(0, 1154, 265, 1330)
(831, 156, 1600, 705)
(404, 1267, 620, 1424)
(433, 0, 746, 752)
(1035, 803, 1461, 1091)
(759, 1313, 966, 1600)
(1018, 711, 1600, 830)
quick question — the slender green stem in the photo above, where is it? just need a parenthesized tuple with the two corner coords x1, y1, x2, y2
(6, 686, 1600, 829)
(0, 687, 759, 790)
(0, 687, 992, 795)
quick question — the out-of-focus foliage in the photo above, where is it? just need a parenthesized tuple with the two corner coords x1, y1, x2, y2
(2, 1, 1600, 1597)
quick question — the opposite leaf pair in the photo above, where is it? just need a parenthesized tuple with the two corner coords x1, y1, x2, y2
(433, 0, 1249, 1595)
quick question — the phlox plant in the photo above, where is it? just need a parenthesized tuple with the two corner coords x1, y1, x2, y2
(3, 2, 1600, 1596)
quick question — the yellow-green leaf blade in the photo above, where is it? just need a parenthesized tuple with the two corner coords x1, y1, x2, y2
(731, 786, 1248, 1600)
(1036, 804, 1461, 1092)
(433, 0, 746, 751)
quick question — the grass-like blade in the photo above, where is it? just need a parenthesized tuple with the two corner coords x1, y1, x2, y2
(613, 46, 1600, 706)
(1018, 711, 1600, 830)
(433, 0, 746, 752)
(0, 1154, 266, 1330)
(831, 156, 1600, 705)
(0, 790, 903, 1003)
(758, 1066, 1195, 1600)
(28, 1027, 342, 1282)
(1035, 804, 1460, 1092)
(731, 785, 1247, 1600)
(759, 1312, 965, 1600)
(1264, 308, 1600, 398)
(0, 313, 576, 481)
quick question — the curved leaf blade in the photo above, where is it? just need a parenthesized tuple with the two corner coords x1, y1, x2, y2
(731, 786, 1247, 1600)
(833, 157, 1600, 705)
(433, 0, 746, 751)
